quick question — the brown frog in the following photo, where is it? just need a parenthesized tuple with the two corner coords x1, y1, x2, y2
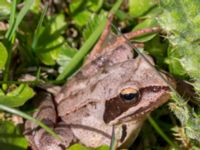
(25, 18, 174, 150)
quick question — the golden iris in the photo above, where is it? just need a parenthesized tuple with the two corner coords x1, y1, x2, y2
(120, 88, 139, 102)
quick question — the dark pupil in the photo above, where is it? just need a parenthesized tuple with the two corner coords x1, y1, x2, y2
(120, 92, 138, 102)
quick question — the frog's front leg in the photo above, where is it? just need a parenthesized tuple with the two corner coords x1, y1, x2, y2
(24, 91, 75, 150)
(30, 122, 75, 150)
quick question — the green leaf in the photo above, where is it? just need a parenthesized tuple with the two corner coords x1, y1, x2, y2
(0, 121, 28, 150)
(129, 0, 157, 17)
(164, 47, 188, 78)
(180, 51, 200, 79)
(132, 18, 159, 42)
(145, 35, 168, 67)
(57, 45, 77, 74)
(0, 42, 8, 70)
(70, 0, 101, 26)
(35, 14, 67, 65)
(37, 35, 65, 65)
(67, 144, 92, 150)
(95, 145, 109, 150)
(158, 0, 200, 78)
(0, 84, 35, 107)
(67, 144, 109, 150)
(142, 6, 162, 18)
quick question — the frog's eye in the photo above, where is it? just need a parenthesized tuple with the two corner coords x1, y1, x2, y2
(120, 88, 140, 103)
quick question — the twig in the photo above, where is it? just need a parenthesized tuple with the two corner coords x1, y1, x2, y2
(104, 27, 160, 52)
(85, 14, 114, 65)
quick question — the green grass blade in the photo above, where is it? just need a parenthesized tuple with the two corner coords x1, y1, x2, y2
(32, 2, 48, 50)
(7, 0, 34, 41)
(148, 116, 180, 150)
(0, 104, 61, 141)
(5, 0, 16, 38)
(3, 0, 34, 86)
(109, 126, 118, 150)
(56, 16, 107, 81)
(109, 0, 123, 14)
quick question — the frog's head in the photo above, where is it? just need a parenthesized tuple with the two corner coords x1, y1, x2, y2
(103, 55, 174, 125)
(56, 54, 174, 148)
(99, 55, 174, 147)
(57, 55, 174, 123)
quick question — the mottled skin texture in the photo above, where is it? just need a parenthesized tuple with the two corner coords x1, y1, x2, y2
(24, 27, 173, 150)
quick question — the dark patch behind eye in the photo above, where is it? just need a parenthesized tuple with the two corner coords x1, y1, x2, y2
(103, 86, 169, 124)
(103, 96, 140, 124)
